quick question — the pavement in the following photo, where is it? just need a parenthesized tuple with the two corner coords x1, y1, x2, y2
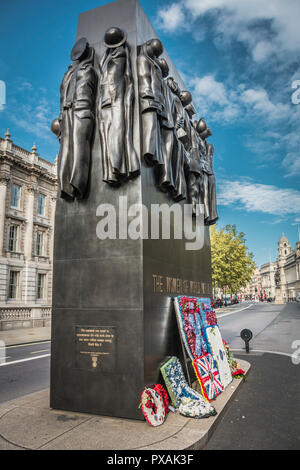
(0, 358, 250, 451)
(205, 352, 300, 450)
(0, 326, 51, 347)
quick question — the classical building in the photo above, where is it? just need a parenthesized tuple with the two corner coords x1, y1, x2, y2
(253, 233, 300, 302)
(0, 129, 57, 330)
(260, 261, 277, 299)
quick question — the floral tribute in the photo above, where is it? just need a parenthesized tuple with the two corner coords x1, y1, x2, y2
(140, 387, 166, 427)
(153, 384, 170, 415)
(174, 296, 208, 360)
(160, 356, 216, 418)
(204, 326, 232, 389)
(178, 397, 216, 418)
(223, 340, 246, 379)
(197, 298, 218, 328)
(192, 353, 224, 402)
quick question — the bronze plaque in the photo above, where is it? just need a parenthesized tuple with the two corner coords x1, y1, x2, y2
(75, 326, 116, 371)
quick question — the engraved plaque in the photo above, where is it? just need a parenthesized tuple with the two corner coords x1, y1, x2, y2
(75, 326, 116, 371)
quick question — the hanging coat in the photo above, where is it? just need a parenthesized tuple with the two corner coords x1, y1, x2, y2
(98, 44, 139, 185)
(137, 45, 165, 167)
(58, 51, 97, 199)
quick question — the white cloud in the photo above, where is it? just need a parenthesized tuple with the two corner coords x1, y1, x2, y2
(252, 41, 274, 63)
(17, 81, 33, 92)
(187, 74, 291, 124)
(157, 0, 300, 61)
(218, 179, 300, 216)
(157, 3, 185, 33)
(282, 152, 300, 178)
(188, 74, 241, 122)
(240, 88, 290, 119)
(7, 82, 58, 144)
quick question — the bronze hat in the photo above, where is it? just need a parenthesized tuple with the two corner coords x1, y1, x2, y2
(196, 117, 207, 134)
(180, 90, 192, 106)
(151, 38, 163, 57)
(70, 37, 90, 61)
(156, 58, 169, 78)
(104, 27, 127, 48)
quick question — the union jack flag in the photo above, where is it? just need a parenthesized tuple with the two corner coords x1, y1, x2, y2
(193, 353, 224, 402)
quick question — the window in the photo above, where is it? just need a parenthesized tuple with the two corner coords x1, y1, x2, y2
(37, 273, 46, 299)
(8, 224, 18, 252)
(11, 184, 21, 208)
(36, 231, 44, 256)
(38, 194, 46, 216)
(8, 271, 19, 299)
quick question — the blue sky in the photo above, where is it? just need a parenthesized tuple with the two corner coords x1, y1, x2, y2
(0, 0, 300, 267)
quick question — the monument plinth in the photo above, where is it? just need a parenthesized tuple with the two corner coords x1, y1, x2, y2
(50, 0, 216, 420)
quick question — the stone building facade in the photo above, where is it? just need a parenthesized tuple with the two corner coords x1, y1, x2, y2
(0, 130, 57, 330)
(242, 267, 261, 300)
(247, 233, 300, 302)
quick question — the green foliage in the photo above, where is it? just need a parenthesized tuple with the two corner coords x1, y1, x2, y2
(210, 224, 256, 293)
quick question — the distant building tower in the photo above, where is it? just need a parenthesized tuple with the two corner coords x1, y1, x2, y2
(278, 233, 292, 260)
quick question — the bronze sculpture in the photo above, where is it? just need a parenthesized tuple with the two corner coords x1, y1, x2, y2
(166, 77, 190, 201)
(198, 122, 218, 225)
(155, 58, 176, 192)
(137, 38, 165, 168)
(51, 37, 98, 200)
(98, 27, 140, 186)
(51, 28, 218, 225)
(182, 102, 203, 216)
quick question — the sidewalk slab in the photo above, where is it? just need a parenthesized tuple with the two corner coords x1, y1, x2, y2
(0, 327, 51, 347)
(0, 358, 250, 450)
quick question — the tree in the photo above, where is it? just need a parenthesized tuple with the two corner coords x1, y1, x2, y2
(210, 224, 256, 294)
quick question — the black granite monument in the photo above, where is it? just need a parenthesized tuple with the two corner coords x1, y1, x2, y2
(50, 0, 217, 420)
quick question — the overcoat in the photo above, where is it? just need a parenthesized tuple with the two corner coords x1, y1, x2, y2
(58, 51, 97, 199)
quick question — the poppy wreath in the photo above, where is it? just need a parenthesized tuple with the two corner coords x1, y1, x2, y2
(153, 384, 170, 415)
(174, 296, 208, 359)
(140, 388, 166, 427)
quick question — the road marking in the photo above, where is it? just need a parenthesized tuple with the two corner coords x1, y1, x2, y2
(30, 349, 49, 354)
(232, 348, 293, 358)
(0, 341, 50, 350)
(217, 304, 253, 318)
(0, 354, 50, 367)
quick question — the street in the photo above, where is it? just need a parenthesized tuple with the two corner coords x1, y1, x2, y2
(205, 301, 300, 450)
(0, 302, 299, 450)
(0, 341, 50, 404)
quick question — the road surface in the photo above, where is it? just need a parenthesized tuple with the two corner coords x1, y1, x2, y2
(0, 340, 50, 404)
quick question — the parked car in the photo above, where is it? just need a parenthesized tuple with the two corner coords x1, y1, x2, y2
(223, 295, 232, 306)
(212, 299, 223, 308)
(296, 293, 300, 302)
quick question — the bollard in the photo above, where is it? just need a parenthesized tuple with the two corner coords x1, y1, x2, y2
(240, 329, 253, 353)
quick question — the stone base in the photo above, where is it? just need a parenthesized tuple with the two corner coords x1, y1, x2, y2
(274, 288, 285, 305)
